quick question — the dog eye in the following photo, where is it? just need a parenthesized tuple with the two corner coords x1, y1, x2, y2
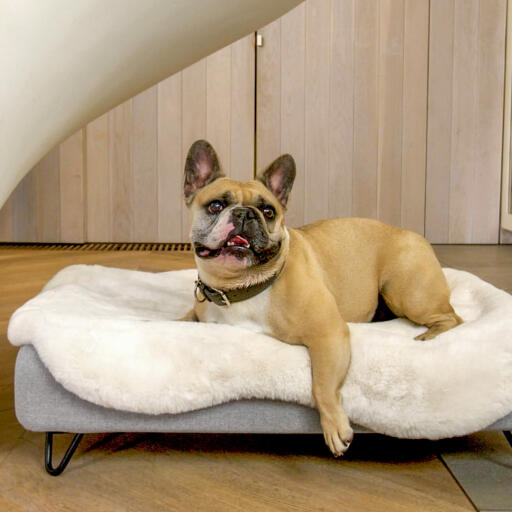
(262, 207, 275, 219)
(208, 200, 224, 215)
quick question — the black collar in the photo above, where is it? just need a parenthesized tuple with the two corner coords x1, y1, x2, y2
(194, 267, 283, 307)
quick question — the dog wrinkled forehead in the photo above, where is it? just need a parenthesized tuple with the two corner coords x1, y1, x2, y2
(193, 178, 282, 211)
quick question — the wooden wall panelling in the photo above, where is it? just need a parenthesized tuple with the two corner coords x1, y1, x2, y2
(401, 0, 429, 234)
(207, 47, 232, 175)
(230, 35, 255, 183)
(377, 0, 405, 227)
(157, 74, 183, 243)
(256, 18, 282, 179)
(110, 101, 133, 242)
(449, 0, 480, 243)
(86, 114, 111, 242)
(257, 0, 429, 233)
(35, 147, 60, 242)
(0, 195, 13, 241)
(329, 0, 354, 220)
(60, 130, 85, 242)
(181, 60, 207, 240)
(131, 86, 158, 242)
(426, 0, 506, 243)
(474, 0, 507, 242)
(304, 0, 331, 224)
(352, 0, 380, 220)
(281, 3, 306, 227)
(11, 172, 37, 242)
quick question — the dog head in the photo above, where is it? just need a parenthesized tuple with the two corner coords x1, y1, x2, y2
(184, 140, 295, 283)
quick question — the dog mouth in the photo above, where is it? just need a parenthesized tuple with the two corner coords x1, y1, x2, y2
(195, 235, 252, 259)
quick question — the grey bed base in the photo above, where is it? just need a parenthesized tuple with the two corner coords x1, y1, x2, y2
(14, 345, 512, 475)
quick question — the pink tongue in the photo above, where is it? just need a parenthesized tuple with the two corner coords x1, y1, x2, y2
(230, 235, 248, 246)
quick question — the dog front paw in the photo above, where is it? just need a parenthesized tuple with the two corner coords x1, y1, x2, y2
(321, 417, 354, 457)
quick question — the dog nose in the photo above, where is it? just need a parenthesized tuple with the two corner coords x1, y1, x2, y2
(232, 207, 256, 222)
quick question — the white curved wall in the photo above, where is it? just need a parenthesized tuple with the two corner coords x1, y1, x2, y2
(0, 0, 301, 208)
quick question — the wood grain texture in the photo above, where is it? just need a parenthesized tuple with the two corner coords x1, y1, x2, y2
(86, 114, 111, 242)
(377, 0, 404, 226)
(257, 19, 282, 174)
(329, 0, 355, 220)
(157, 74, 183, 242)
(352, 0, 380, 219)
(35, 147, 60, 242)
(207, 46, 232, 175)
(0, 196, 13, 242)
(131, 86, 158, 242)
(230, 35, 255, 183)
(426, 0, 506, 243)
(281, 3, 306, 227)
(59, 130, 85, 242)
(472, 0, 506, 243)
(449, 0, 479, 243)
(401, 0, 429, 234)
(304, 0, 331, 223)
(11, 173, 37, 243)
(181, 59, 207, 241)
(426, 0, 455, 243)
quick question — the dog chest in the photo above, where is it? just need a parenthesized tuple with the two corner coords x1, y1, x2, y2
(200, 287, 272, 334)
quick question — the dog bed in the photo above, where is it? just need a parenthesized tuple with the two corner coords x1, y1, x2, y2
(8, 264, 512, 442)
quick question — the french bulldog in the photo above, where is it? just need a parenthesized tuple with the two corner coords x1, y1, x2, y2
(181, 139, 462, 457)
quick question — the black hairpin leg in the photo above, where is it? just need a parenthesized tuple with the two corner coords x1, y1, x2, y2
(45, 432, 84, 476)
(504, 431, 512, 449)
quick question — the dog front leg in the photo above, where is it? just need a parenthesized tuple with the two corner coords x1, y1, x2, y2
(178, 309, 198, 322)
(307, 325, 353, 457)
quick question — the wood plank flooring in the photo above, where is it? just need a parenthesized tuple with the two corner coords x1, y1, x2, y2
(0, 245, 510, 511)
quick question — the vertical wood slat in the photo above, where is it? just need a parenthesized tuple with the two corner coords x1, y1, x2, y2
(207, 46, 232, 175)
(12, 172, 37, 242)
(425, 0, 455, 243)
(426, 0, 506, 243)
(257, 19, 282, 175)
(110, 101, 133, 242)
(0, 196, 13, 241)
(281, 3, 306, 227)
(449, 0, 479, 243)
(328, 0, 355, 220)
(86, 114, 111, 241)
(401, 0, 429, 234)
(230, 35, 255, 183)
(473, 0, 506, 243)
(352, 0, 380, 219)
(35, 147, 60, 242)
(377, 0, 405, 226)
(181, 60, 207, 240)
(60, 130, 85, 242)
(157, 74, 182, 242)
(305, 0, 331, 224)
(132, 86, 158, 242)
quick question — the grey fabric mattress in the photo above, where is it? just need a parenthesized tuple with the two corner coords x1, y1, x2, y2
(14, 345, 512, 435)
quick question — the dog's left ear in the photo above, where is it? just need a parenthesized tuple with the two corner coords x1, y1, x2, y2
(184, 140, 225, 204)
(257, 154, 296, 208)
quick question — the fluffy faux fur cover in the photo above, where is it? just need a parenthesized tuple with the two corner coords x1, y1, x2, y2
(7, 265, 512, 439)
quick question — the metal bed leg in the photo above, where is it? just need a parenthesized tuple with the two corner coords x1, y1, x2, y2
(45, 432, 84, 476)
(504, 431, 512, 449)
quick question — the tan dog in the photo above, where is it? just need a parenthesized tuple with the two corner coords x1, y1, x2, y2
(182, 140, 462, 457)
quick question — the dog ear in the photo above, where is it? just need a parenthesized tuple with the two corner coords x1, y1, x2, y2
(184, 140, 225, 204)
(257, 154, 296, 208)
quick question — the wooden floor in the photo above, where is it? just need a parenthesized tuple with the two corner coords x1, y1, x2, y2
(0, 245, 510, 511)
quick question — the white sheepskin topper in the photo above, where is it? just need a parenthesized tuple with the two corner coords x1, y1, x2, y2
(7, 265, 512, 439)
